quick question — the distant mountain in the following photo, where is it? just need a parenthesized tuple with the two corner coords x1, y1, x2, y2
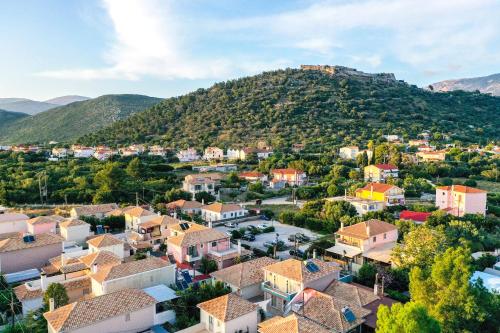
(431, 73, 500, 96)
(44, 95, 90, 105)
(0, 94, 162, 144)
(0, 109, 29, 130)
(0, 98, 57, 115)
(79, 67, 500, 148)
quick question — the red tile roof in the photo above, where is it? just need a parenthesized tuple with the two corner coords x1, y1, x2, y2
(436, 185, 486, 194)
(374, 164, 398, 170)
(271, 168, 304, 175)
(356, 183, 398, 193)
(399, 210, 431, 222)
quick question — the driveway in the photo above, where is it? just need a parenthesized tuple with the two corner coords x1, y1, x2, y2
(241, 196, 306, 208)
(214, 218, 320, 259)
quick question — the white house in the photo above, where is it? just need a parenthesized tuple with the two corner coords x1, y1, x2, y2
(326, 196, 384, 216)
(59, 219, 91, 245)
(177, 148, 200, 162)
(339, 146, 360, 160)
(72, 145, 95, 158)
(201, 203, 247, 222)
(0, 213, 29, 234)
(203, 147, 224, 160)
(87, 234, 126, 259)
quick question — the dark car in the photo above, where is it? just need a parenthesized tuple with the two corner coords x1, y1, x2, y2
(242, 233, 256, 241)
(260, 215, 270, 221)
(289, 249, 305, 257)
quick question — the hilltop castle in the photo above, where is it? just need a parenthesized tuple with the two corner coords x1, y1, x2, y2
(300, 65, 396, 82)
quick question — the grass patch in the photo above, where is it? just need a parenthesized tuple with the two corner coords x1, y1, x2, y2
(246, 204, 300, 216)
(452, 178, 500, 193)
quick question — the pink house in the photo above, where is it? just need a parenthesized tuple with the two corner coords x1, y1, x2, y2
(167, 222, 245, 269)
(270, 168, 307, 188)
(435, 185, 487, 216)
(26, 216, 63, 234)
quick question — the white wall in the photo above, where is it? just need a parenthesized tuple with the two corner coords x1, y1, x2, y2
(0, 219, 27, 234)
(61, 225, 91, 245)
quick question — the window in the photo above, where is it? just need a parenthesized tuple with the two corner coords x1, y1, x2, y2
(383, 233, 387, 239)
(200, 244, 203, 248)
(373, 236, 377, 242)
(150, 276, 154, 282)
(212, 241, 217, 247)
(125, 313, 130, 322)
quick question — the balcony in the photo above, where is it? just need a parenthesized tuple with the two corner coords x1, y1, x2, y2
(185, 253, 202, 262)
(208, 244, 239, 258)
(261, 281, 296, 302)
(336, 238, 361, 248)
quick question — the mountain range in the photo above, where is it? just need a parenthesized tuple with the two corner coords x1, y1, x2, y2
(431, 73, 500, 96)
(0, 95, 162, 144)
(0, 95, 90, 115)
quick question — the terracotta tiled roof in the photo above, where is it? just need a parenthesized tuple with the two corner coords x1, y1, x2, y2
(166, 200, 203, 210)
(0, 232, 21, 240)
(27, 216, 60, 225)
(373, 164, 398, 170)
(79, 250, 121, 269)
(300, 289, 370, 332)
(168, 227, 228, 248)
(399, 210, 431, 222)
(59, 219, 89, 228)
(211, 257, 278, 288)
(322, 280, 379, 307)
(271, 168, 304, 175)
(0, 233, 63, 253)
(44, 289, 156, 332)
(72, 204, 118, 216)
(13, 284, 43, 301)
(87, 234, 124, 248)
(239, 171, 265, 178)
(355, 183, 398, 194)
(336, 219, 397, 240)
(258, 314, 331, 333)
(197, 293, 258, 322)
(436, 185, 487, 193)
(263, 258, 340, 283)
(124, 206, 156, 218)
(169, 222, 206, 233)
(202, 202, 244, 214)
(91, 257, 169, 282)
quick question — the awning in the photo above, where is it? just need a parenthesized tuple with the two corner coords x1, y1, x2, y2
(143, 284, 178, 302)
(326, 244, 362, 258)
(362, 242, 395, 264)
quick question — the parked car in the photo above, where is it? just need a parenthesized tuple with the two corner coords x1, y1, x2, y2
(260, 215, 270, 221)
(288, 233, 311, 243)
(225, 222, 237, 228)
(289, 249, 305, 257)
(246, 225, 258, 232)
(263, 241, 275, 248)
(257, 224, 269, 230)
(242, 233, 256, 241)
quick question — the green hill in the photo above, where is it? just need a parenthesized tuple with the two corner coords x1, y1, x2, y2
(79, 67, 500, 149)
(0, 109, 29, 130)
(0, 94, 162, 144)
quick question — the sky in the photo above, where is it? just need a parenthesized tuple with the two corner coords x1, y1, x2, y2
(1, 0, 499, 101)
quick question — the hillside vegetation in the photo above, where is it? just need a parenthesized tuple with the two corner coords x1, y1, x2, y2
(0, 94, 162, 144)
(80, 68, 500, 149)
(0, 109, 29, 130)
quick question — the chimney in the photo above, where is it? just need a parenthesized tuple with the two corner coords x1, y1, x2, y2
(41, 272, 48, 291)
(373, 273, 379, 296)
(237, 240, 241, 255)
(157, 211, 161, 216)
(60, 252, 66, 266)
(340, 222, 344, 231)
(146, 251, 151, 257)
(173, 211, 177, 219)
(313, 249, 317, 259)
(366, 222, 371, 238)
(201, 198, 205, 205)
(208, 221, 213, 229)
(49, 298, 55, 312)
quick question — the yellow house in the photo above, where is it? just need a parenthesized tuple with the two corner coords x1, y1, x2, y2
(355, 183, 405, 206)
(364, 164, 398, 182)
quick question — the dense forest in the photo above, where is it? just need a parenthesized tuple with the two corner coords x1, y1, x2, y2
(80, 68, 500, 149)
(0, 109, 28, 129)
(0, 95, 162, 144)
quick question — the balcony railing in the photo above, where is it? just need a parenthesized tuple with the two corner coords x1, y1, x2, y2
(208, 244, 239, 258)
(185, 253, 201, 262)
(336, 238, 361, 248)
(261, 281, 296, 302)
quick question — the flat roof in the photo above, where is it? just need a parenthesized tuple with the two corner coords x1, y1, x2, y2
(470, 271, 500, 292)
(143, 284, 178, 302)
(326, 244, 362, 258)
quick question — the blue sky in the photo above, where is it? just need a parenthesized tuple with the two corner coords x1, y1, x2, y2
(1, 0, 499, 100)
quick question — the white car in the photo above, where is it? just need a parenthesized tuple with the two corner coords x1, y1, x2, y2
(257, 224, 269, 230)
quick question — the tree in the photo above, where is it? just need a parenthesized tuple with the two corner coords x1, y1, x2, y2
(125, 157, 142, 179)
(43, 283, 69, 310)
(195, 191, 216, 204)
(164, 188, 192, 203)
(199, 257, 218, 274)
(227, 171, 240, 184)
(409, 246, 496, 333)
(376, 302, 440, 333)
(357, 263, 377, 287)
(392, 226, 448, 269)
(249, 181, 264, 193)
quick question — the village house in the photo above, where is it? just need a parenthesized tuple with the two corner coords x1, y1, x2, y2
(417, 145, 435, 152)
(241, 147, 274, 160)
(339, 146, 359, 160)
(167, 222, 246, 269)
(90, 256, 175, 296)
(123, 206, 157, 230)
(166, 199, 203, 215)
(416, 150, 447, 162)
(326, 196, 384, 216)
(93, 147, 116, 161)
(355, 183, 405, 207)
(127, 215, 180, 251)
(70, 203, 119, 219)
(192, 163, 237, 173)
(211, 257, 278, 299)
(0, 233, 63, 273)
(197, 293, 259, 333)
(0, 213, 29, 234)
(327, 219, 398, 273)
(203, 146, 224, 160)
(72, 145, 95, 158)
(87, 234, 126, 259)
(44, 288, 161, 333)
(59, 219, 91, 245)
(364, 164, 399, 182)
(292, 143, 305, 153)
(148, 145, 169, 157)
(201, 202, 247, 222)
(383, 134, 400, 142)
(270, 168, 307, 188)
(51, 147, 69, 158)
(258, 313, 332, 333)
(177, 147, 200, 162)
(182, 173, 222, 198)
(239, 171, 268, 183)
(261, 258, 340, 314)
(435, 185, 487, 216)
(26, 215, 65, 235)
(408, 139, 429, 146)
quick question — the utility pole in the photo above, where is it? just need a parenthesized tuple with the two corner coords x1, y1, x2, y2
(136, 192, 139, 207)
(64, 194, 68, 206)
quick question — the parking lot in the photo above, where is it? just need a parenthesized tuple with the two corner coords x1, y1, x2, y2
(214, 218, 321, 259)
